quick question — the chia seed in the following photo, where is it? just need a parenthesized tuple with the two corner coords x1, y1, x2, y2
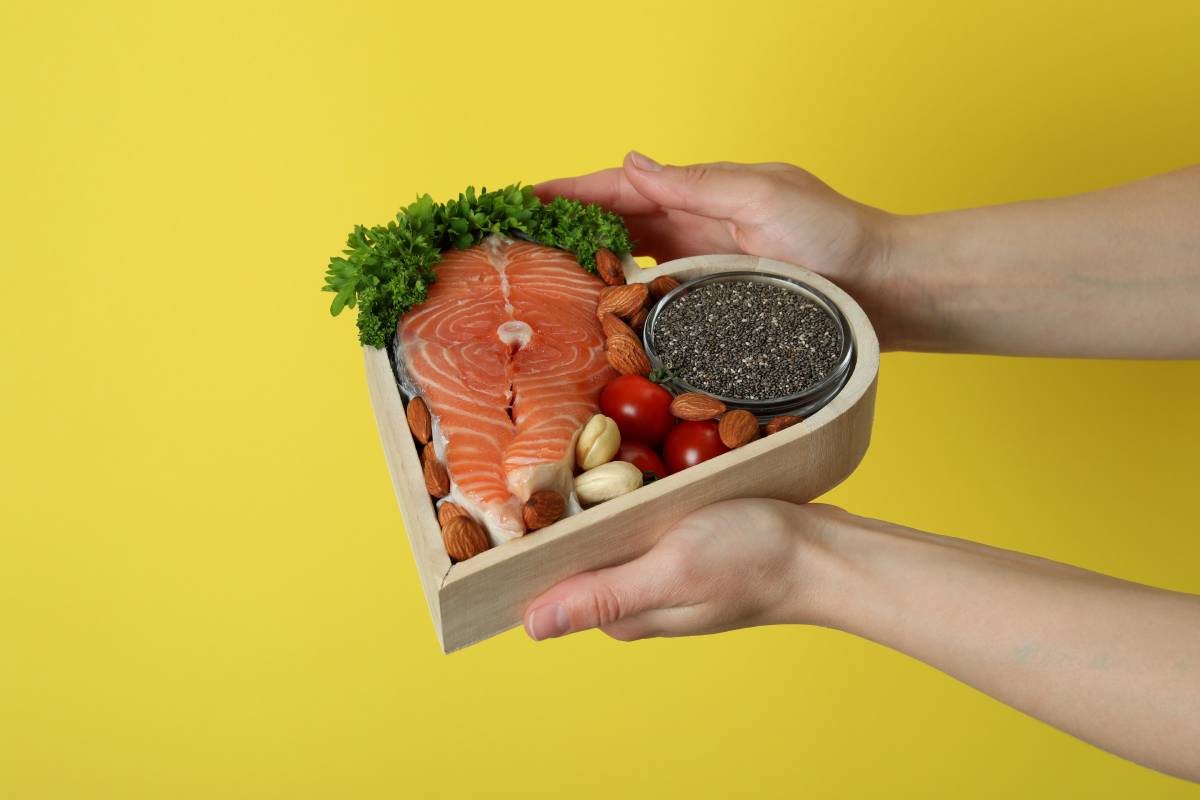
(652, 280, 842, 400)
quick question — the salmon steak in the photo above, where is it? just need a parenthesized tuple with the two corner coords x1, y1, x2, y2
(396, 236, 616, 544)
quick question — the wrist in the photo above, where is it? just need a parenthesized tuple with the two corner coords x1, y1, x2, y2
(781, 505, 928, 640)
(776, 503, 875, 629)
(833, 208, 939, 352)
(876, 209, 1015, 353)
(856, 211, 939, 352)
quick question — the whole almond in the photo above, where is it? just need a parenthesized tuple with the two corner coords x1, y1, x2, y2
(597, 284, 649, 320)
(595, 248, 625, 286)
(423, 452, 450, 498)
(406, 397, 432, 444)
(629, 307, 648, 334)
(649, 275, 680, 301)
(437, 501, 469, 528)
(606, 334, 651, 376)
(670, 392, 726, 421)
(719, 409, 760, 449)
(442, 516, 489, 562)
(600, 312, 636, 339)
(765, 415, 803, 435)
(523, 490, 566, 531)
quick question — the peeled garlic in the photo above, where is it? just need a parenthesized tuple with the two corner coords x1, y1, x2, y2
(575, 413, 621, 471)
(574, 460, 643, 506)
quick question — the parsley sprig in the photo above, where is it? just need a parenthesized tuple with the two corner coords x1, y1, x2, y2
(322, 185, 632, 347)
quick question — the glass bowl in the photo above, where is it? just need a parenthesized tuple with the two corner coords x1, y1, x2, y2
(641, 270, 856, 420)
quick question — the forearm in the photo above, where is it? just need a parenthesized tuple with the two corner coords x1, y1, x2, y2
(803, 510, 1200, 781)
(875, 166, 1200, 357)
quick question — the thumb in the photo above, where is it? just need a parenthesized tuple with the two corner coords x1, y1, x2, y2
(622, 151, 770, 220)
(523, 554, 672, 641)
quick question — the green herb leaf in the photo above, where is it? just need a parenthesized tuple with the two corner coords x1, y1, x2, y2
(330, 282, 356, 316)
(527, 196, 632, 273)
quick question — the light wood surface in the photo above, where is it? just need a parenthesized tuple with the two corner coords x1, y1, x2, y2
(363, 347, 451, 641)
(364, 254, 880, 652)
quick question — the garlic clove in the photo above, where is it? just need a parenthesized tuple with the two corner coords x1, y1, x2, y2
(574, 460, 643, 506)
(575, 413, 621, 471)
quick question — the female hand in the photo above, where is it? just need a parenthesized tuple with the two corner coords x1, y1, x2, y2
(523, 497, 1200, 780)
(539, 154, 1200, 357)
(536, 152, 902, 346)
(523, 498, 835, 641)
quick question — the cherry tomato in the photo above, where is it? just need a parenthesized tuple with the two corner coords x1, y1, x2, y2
(616, 441, 669, 480)
(599, 375, 675, 446)
(663, 420, 729, 473)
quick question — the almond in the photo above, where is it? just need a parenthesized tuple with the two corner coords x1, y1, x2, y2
(629, 307, 648, 334)
(441, 516, 489, 562)
(406, 396, 432, 444)
(765, 415, 803, 435)
(595, 248, 625, 286)
(600, 312, 636, 339)
(649, 275, 680, 301)
(606, 334, 651, 376)
(597, 283, 649, 320)
(718, 409, 760, 449)
(423, 451, 450, 498)
(670, 392, 726, 421)
(437, 501, 469, 528)
(523, 490, 566, 531)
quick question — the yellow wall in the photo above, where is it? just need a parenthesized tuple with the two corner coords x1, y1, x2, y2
(3, 1, 1198, 796)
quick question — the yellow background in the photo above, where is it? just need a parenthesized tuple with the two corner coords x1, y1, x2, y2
(3, 1, 1199, 796)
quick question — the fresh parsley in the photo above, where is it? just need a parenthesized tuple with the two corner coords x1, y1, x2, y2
(528, 196, 632, 272)
(322, 185, 632, 348)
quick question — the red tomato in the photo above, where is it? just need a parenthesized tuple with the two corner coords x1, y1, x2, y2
(663, 420, 729, 473)
(599, 375, 675, 446)
(616, 441, 669, 480)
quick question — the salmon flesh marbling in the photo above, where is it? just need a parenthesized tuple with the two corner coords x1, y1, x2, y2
(396, 236, 616, 544)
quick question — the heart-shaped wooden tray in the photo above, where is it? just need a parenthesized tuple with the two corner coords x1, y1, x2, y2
(364, 254, 879, 652)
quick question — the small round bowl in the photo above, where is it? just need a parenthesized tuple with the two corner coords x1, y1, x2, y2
(642, 270, 856, 420)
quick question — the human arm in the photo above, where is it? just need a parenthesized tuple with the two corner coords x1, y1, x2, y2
(536, 154, 1200, 356)
(523, 500, 1200, 781)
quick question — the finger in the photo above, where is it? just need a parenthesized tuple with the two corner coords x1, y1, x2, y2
(624, 210, 741, 262)
(523, 553, 678, 641)
(600, 606, 699, 642)
(620, 213, 695, 261)
(533, 168, 661, 216)
(622, 151, 774, 221)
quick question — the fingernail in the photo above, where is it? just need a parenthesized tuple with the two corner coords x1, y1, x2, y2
(628, 151, 662, 172)
(526, 604, 570, 640)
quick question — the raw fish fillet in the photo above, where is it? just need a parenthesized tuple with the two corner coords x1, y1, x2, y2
(397, 236, 615, 544)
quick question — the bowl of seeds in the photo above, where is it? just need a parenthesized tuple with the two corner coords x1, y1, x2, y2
(643, 269, 856, 420)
